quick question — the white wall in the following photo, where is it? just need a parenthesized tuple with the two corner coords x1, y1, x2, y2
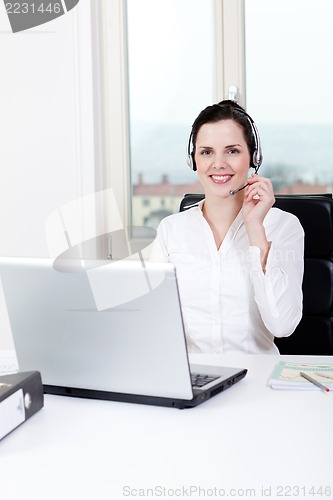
(0, 0, 96, 257)
(0, 0, 96, 347)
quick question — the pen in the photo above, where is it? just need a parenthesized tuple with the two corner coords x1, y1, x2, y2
(300, 372, 330, 392)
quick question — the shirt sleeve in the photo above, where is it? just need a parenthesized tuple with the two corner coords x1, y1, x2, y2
(149, 221, 170, 263)
(248, 212, 304, 338)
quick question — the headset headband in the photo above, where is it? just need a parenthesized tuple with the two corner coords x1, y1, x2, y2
(187, 104, 263, 172)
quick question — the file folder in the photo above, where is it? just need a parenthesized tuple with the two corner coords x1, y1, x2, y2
(0, 371, 44, 441)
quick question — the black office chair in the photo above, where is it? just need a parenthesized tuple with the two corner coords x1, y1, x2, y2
(179, 193, 333, 355)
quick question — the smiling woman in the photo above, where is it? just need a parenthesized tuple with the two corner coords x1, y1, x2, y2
(150, 100, 305, 355)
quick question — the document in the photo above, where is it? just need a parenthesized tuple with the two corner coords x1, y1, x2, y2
(268, 361, 333, 391)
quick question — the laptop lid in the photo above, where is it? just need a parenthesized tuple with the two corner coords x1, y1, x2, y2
(0, 257, 247, 408)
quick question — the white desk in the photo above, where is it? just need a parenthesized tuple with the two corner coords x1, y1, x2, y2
(1, 353, 332, 500)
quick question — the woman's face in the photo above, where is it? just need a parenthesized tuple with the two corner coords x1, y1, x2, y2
(194, 119, 251, 198)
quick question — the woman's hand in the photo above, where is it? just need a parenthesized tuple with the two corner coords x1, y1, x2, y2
(242, 173, 275, 225)
(242, 174, 275, 272)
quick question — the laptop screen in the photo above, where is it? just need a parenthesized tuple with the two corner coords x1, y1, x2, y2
(0, 258, 193, 399)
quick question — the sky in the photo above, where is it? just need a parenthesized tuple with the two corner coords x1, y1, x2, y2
(2, 0, 332, 127)
(245, 0, 333, 125)
(127, 0, 333, 126)
(126, 0, 214, 126)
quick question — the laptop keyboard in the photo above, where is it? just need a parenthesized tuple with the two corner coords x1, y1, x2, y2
(191, 373, 219, 388)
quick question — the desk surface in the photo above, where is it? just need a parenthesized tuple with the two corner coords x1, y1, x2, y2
(1, 352, 332, 500)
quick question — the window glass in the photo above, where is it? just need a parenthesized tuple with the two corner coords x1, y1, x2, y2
(126, 0, 212, 227)
(245, 0, 333, 195)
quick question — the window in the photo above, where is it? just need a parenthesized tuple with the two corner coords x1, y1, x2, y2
(245, 0, 333, 195)
(126, 0, 214, 228)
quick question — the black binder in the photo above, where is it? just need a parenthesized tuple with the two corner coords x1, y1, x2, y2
(0, 371, 44, 441)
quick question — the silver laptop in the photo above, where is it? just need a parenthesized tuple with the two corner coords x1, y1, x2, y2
(0, 257, 247, 409)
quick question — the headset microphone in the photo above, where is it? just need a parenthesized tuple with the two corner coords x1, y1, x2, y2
(229, 184, 248, 196)
(229, 163, 260, 196)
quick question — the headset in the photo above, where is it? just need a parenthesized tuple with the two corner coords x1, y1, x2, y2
(186, 103, 263, 174)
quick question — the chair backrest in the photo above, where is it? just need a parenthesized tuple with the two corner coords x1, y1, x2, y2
(179, 193, 333, 355)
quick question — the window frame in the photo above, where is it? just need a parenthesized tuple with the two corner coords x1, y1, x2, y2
(93, 0, 245, 227)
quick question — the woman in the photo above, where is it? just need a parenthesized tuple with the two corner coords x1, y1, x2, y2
(150, 100, 304, 354)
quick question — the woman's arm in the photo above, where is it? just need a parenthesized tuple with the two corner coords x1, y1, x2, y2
(248, 212, 304, 338)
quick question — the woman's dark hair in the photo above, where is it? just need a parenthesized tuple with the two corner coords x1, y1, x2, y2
(190, 100, 256, 158)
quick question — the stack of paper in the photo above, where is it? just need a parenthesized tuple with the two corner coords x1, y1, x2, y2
(0, 350, 18, 374)
(268, 361, 333, 391)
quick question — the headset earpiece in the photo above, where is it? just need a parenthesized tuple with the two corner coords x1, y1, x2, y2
(188, 152, 196, 171)
(249, 118, 263, 171)
(187, 132, 196, 171)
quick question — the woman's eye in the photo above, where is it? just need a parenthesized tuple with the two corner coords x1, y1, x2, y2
(201, 149, 212, 156)
(228, 148, 239, 154)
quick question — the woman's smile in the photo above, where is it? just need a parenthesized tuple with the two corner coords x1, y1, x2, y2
(210, 174, 233, 184)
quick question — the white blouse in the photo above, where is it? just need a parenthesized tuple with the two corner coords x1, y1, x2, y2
(150, 201, 304, 354)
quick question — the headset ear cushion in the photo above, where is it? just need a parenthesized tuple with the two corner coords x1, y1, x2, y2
(252, 148, 262, 168)
(187, 152, 196, 171)
(191, 152, 197, 171)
